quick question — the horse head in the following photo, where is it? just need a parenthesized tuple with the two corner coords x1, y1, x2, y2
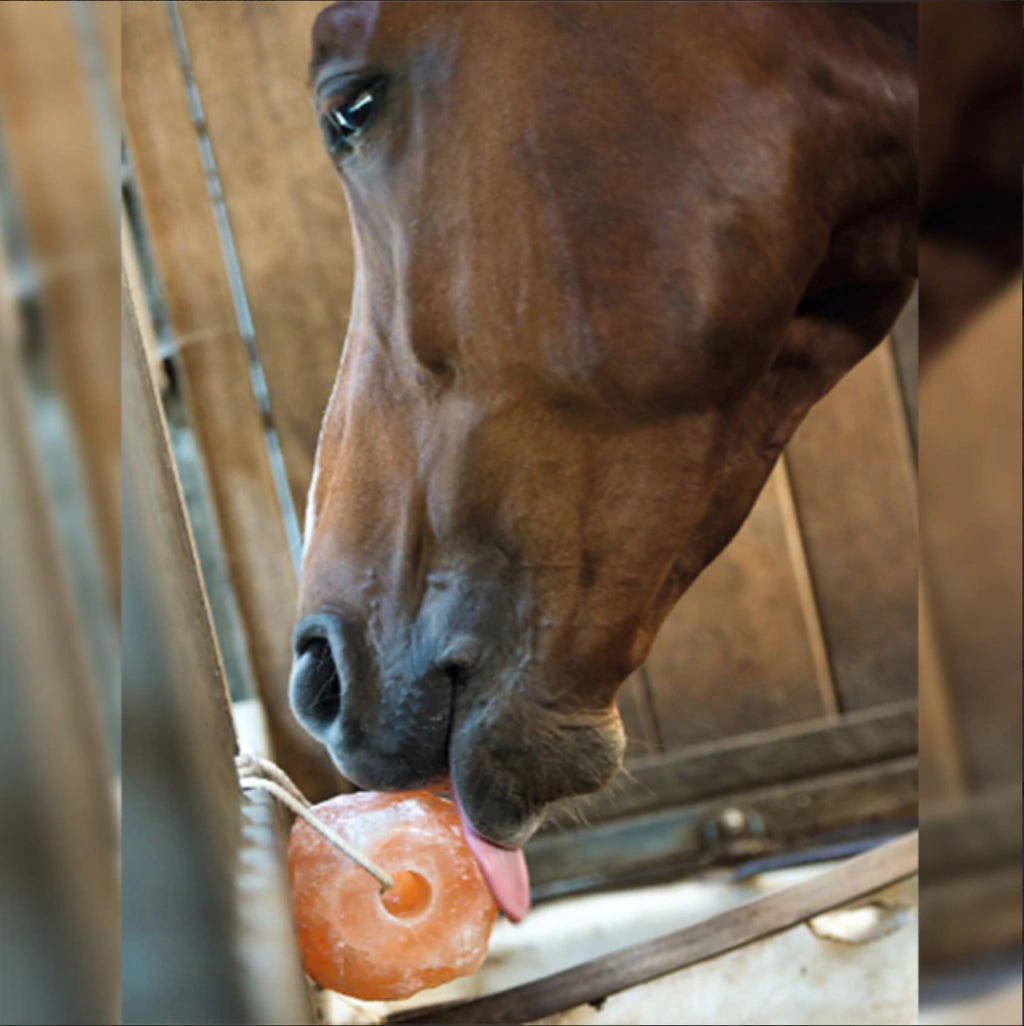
(291, 1, 916, 853)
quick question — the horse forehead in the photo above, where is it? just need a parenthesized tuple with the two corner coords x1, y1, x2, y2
(310, 1, 381, 76)
(311, 1, 466, 80)
(309, 3, 731, 83)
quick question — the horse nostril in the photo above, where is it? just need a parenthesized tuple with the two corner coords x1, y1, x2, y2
(437, 640, 481, 685)
(293, 614, 329, 659)
(439, 660, 467, 687)
(289, 614, 344, 737)
(291, 638, 341, 735)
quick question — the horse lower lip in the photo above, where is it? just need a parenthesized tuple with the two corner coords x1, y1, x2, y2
(449, 781, 531, 922)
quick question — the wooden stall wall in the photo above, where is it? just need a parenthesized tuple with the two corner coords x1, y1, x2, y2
(620, 336, 916, 756)
(123, 2, 919, 887)
(124, 275, 313, 1024)
(0, 4, 120, 1019)
(0, 0, 120, 608)
(124, 0, 346, 800)
(917, 282, 1022, 967)
(0, 0, 121, 758)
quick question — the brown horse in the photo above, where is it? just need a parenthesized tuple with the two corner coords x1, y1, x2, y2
(289, 1, 920, 908)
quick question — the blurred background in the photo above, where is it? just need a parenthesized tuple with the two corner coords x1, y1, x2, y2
(0, 2, 1018, 1024)
(0, 1, 119, 1023)
(918, 5, 1022, 1021)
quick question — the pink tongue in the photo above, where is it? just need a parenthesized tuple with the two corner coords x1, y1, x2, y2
(452, 791, 531, 923)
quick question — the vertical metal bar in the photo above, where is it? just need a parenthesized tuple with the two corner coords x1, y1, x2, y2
(164, 0, 303, 567)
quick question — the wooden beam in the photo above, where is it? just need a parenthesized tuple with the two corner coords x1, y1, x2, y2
(390, 833, 918, 1025)
(920, 786, 1021, 880)
(919, 280, 1022, 791)
(643, 464, 834, 748)
(0, 206, 118, 1026)
(123, 275, 313, 1024)
(528, 756, 916, 899)
(542, 700, 917, 831)
(774, 454, 840, 716)
(921, 864, 1021, 969)
(0, 0, 120, 610)
(782, 341, 918, 712)
(918, 570, 967, 803)
(123, 0, 344, 799)
(173, 0, 353, 518)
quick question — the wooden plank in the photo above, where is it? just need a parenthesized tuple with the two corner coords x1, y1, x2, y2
(917, 571, 967, 804)
(782, 341, 918, 712)
(175, 0, 353, 516)
(890, 287, 918, 456)
(527, 756, 917, 898)
(774, 455, 839, 715)
(0, 0, 120, 610)
(921, 864, 1022, 968)
(123, 265, 240, 863)
(123, 275, 248, 1023)
(125, 276, 313, 1025)
(0, 233, 118, 1025)
(123, 0, 344, 800)
(919, 281, 1022, 791)
(918, 786, 1021, 973)
(920, 786, 1021, 880)
(543, 700, 917, 831)
(90, 0, 122, 94)
(643, 464, 832, 748)
(122, 208, 168, 392)
(390, 833, 919, 1025)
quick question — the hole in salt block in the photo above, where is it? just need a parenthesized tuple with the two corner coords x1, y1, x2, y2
(380, 870, 432, 919)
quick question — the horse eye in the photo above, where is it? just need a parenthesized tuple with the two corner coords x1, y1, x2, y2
(318, 77, 386, 156)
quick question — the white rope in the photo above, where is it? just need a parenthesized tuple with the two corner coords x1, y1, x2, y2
(236, 754, 395, 892)
(235, 751, 311, 809)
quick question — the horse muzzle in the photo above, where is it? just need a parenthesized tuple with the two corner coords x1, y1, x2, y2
(288, 611, 456, 790)
(287, 605, 626, 847)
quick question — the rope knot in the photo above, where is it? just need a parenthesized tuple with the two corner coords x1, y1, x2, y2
(236, 750, 395, 892)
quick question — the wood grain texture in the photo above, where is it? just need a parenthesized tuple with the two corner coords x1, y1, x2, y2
(0, 0, 120, 609)
(123, 0, 343, 800)
(175, 0, 353, 517)
(0, 244, 118, 1025)
(546, 700, 917, 830)
(920, 786, 1021, 879)
(390, 833, 919, 1025)
(921, 864, 1022, 968)
(124, 279, 253, 1023)
(123, 274, 239, 839)
(919, 282, 1023, 791)
(643, 465, 830, 748)
(920, 787, 1021, 968)
(528, 756, 917, 896)
(891, 288, 918, 456)
(917, 572, 966, 804)
(90, 0, 122, 98)
(782, 341, 918, 712)
(774, 455, 839, 715)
